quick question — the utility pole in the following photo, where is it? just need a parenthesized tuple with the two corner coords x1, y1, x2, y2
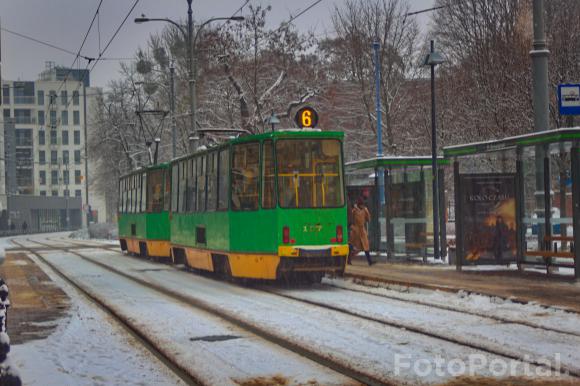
(170, 60, 177, 158)
(531, 0, 551, 246)
(82, 82, 90, 229)
(187, 0, 197, 151)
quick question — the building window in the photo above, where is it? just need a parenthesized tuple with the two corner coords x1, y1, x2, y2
(50, 110, 57, 127)
(74, 130, 81, 145)
(52, 190, 58, 197)
(75, 189, 81, 197)
(38, 111, 45, 126)
(51, 170, 58, 185)
(3, 109, 9, 119)
(37, 90, 44, 105)
(63, 150, 69, 165)
(74, 150, 81, 164)
(15, 129, 32, 146)
(40, 191, 46, 196)
(72, 90, 79, 105)
(61, 90, 67, 105)
(39, 171, 46, 185)
(64, 189, 70, 197)
(62, 131, 69, 145)
(39, 150, 45, 165)
(61, 110, 68, 125)
(2, 86, 10, 104)
(75, 170, 81, 184)
(50, 130, 57, 145)
(38, 130, 45, 146)
(48, 90, 56, 104)
(63, 170, 69, 185)
(73, 111, 80, 125)
(51, 150, 58, 164)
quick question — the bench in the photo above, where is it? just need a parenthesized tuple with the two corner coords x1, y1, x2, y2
(524, 235, 576, 274)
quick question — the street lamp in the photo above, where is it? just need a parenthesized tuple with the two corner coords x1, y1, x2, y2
(423, 40, 445, 260)
(135, 5, 244, 152)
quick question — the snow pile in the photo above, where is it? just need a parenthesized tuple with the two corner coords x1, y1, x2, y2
(0, 278, 21, 385)
(68, 228, 89, 240)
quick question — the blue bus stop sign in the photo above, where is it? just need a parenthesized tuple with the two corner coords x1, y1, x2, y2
(558, 84, 580, 115)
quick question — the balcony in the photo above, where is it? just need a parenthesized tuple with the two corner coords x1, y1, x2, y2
(13, 96, 36, 105)
(14, 116, 36, 125)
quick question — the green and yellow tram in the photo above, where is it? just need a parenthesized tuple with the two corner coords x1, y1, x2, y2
(118, 163, 172, 258)
(118, 129, 348, 281)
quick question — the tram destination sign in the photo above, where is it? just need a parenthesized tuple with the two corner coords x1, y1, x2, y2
(558, 84, 580, 115)
(295, 106, 319, 129)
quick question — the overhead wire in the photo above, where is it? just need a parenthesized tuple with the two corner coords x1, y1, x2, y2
(34, 0, 141, 150)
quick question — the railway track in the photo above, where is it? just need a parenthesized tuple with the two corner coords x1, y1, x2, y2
(22, 236, 579, 382)
(9, 238, 200, 386)
(14, 238, 380, 386)
(321, 279, 580, 337)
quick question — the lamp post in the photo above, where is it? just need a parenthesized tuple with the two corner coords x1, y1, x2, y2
(424, 40, 445, 260)
(135, 8, 244, 152)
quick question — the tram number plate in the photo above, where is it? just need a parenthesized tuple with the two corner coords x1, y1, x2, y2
(303, 224, 323, 233)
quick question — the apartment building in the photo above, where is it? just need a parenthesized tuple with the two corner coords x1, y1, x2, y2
(0, 63, 104, 231)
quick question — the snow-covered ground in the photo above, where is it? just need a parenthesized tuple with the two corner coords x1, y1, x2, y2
(2, 238, 185, 386)
(10, 232, 580, 384)
(71, 247, 566, 384)
(325, 277, 580, 336)
(31, 250, 351, 386)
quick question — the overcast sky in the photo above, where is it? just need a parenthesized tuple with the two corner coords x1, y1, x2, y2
(0, 0, 435, 88)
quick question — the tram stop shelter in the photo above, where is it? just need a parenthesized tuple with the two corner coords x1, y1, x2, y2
(345, 157, 447, 261)
(444, 128, 580, 279)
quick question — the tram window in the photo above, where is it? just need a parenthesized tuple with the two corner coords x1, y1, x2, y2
(125, 177, 130, 214)
(119, 180, 123, 213)
(163, 169, 171, 212)
(207, 152, 218, 211)
(129, 176, 133, 213)
(141, 173, 147, 213)
(147, 169, 164, 212)
(179, 160, 188, 212)
(277, 139, 344, 208)
(218, 149, 229, 210)
(197, 156, 207, 212)
(171, 164, 179, 213)
(133, 175, 138, 213)
(187, 158, 196, 212)
(231, 142, 260, 211)
(262, 140, 276, 209)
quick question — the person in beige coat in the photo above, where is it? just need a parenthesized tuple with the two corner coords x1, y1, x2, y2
(348, 197, 375, 265)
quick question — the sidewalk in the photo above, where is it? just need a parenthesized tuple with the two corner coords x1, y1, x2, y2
(344, 260, 580, 313)
(0, 252, 69, 344)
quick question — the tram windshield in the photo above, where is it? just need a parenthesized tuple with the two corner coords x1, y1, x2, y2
(276, 139, 344, 208)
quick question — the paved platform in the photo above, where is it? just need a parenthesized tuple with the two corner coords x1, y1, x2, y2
(345, 259, 580, 313)
(0, 252, 69, 344)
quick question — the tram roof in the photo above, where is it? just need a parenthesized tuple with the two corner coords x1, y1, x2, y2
(346, 156, 448, 171)
(443, 127, 580, 158)
(120, 162, 170, 179)
(169, 129, 344, 163)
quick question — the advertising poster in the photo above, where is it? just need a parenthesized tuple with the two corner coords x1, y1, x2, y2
(460, 174, 517, 264)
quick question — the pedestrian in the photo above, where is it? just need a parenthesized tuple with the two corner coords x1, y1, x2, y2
(350, 197, 375, 265)
(21, 221, 28, 233)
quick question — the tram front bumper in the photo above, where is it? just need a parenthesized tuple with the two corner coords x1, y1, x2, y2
(277, 245, 349, 272)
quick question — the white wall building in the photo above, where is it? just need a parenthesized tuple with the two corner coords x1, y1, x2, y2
(0, 63, 106, 229)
